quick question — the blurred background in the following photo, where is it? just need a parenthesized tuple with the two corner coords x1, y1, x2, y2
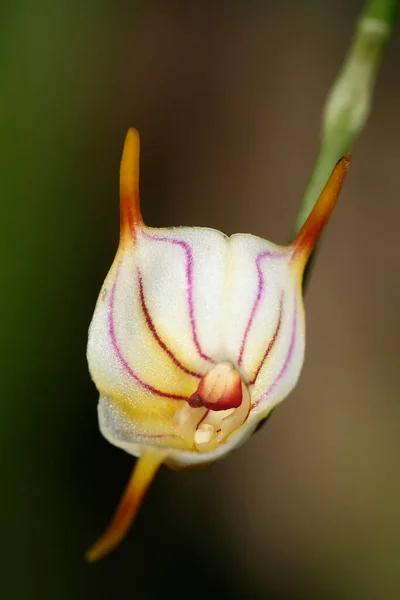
(1, 1, 400, 598)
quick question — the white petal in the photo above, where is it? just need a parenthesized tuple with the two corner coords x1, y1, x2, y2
(136, 226, 229, 369)
(222, 234, 290, 376)
(98, 393, 260, 466)
(89, 226, 305, 467)
(222, 233, 305, 417)
(87, 225, 232, 424)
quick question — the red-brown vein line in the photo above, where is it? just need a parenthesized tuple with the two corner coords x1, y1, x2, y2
(251, 297, 298, 410)
(238, 249, 287, 367)
(138, 269, 202, 379)
(249, 292, 284, 385)
(141, 230, 215, 364)
(108, 260, 187, 400)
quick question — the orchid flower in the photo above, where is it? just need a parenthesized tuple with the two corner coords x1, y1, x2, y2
(86, 128, 350, 561)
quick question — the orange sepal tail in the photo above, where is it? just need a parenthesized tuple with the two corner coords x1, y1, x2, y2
(291, 154, 351, 275)
(119, 127, 143, 243)
(85, 451, 165, 562)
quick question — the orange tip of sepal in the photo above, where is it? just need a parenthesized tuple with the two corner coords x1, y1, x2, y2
(119, 127, 143, 243)
(291, 154, 351, 276)
(85, 450, 165, 562)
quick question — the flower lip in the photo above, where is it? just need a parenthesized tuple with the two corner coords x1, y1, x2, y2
(173, 373, 252, 454)
(187, 361, 243, 411)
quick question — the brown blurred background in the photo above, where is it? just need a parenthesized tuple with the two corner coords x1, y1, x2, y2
(1, 1, 400, 598)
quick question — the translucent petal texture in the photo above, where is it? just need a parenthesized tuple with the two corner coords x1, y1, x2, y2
(87, 225, 305, 467)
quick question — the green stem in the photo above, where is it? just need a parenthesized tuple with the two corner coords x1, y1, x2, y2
(294, 0, 398, 249)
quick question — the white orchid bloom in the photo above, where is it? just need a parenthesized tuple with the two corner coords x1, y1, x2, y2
(86, 128, 350, 561)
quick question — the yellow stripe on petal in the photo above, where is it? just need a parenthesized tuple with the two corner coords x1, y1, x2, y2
(99, 393, 193, 452)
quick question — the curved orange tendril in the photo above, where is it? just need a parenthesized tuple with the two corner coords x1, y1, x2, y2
(291, 154, 351, 275)
(120, 127, 143, 243)
(85, 451, 165, 562)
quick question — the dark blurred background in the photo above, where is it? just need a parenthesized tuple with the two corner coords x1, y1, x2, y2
(1, 1, 400, 598)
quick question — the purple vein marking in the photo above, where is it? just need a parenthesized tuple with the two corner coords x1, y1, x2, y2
(238, 250, 286, 367)
(251, 299, 298, 411)
(138, 269, 202, 379)
(248, 292, 284, 385)
(108, 261, 187, 400)
(141, 230, 215, 364)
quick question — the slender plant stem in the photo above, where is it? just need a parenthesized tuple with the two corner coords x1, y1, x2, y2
(294, 0, 398, 283)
